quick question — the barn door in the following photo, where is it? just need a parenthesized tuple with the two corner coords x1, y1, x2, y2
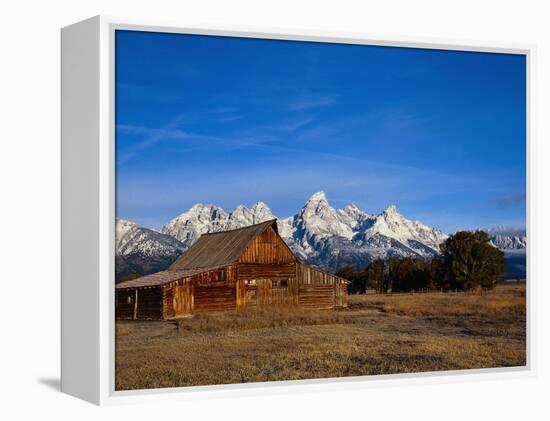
(245, 284, 257, 307)
(172, 284, 191, 316)
(173, 288, 182, 314)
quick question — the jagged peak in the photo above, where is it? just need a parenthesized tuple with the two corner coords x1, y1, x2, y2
(116, 217, 138, 227)
(307, 190, 328, 203)
(382, 204, 400, 216)
(189, 202, 220, 211)
(230, 202, 273, 216)
(175, 203, 226, 218)
(343, 202, 362, 213)
(251, 201, 272, 211)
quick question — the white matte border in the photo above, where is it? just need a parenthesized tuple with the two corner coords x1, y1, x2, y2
(94, 15, 535, 405)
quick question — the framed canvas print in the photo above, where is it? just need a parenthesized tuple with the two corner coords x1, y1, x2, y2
(61, 16, 533, 405)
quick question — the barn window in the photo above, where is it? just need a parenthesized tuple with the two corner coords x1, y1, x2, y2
(270, 280, 288, 288)
(219, 270, 227, 281)
(126, 295, 133, 304)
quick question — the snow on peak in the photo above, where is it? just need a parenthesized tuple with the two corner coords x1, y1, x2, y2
(345, 203, 361, 212)
(161, 200, 277, 245)
(250, 201, 273, 216)
(226, 202, 275, 229)
(382, 204, 400, 217)
(161, 204, 229, 244)
(361, 206, 448, 254)
(338, 203, 369, 229)
(307, 191, 328, 203)
(116, 217, 137, 230)
(296, 191, 354, 240)
(116, 218, 185, 257)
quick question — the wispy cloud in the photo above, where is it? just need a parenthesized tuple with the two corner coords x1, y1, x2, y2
(116, 115, 191, 164)
(289, 95, 336, 111)
(276, 117, 315, 132)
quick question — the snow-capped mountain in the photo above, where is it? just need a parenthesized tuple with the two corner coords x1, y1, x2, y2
(490, 235, 527, 250)
(160, 204, 229, 247)
(116, 192, 526, 279)
(115, 218, 186, 281)
(160, 202, 276, 247)
(358, 205, 447, 254)
(485, 227, 527, 251)
(484, 226, 527, 279)
(123, 192, 447, 273)
(116, 218, 186, 257)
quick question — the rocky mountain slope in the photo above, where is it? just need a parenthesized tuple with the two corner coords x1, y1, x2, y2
(115, 219, 186, 281)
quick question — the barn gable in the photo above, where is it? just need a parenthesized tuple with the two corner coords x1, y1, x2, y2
(169, 219, 293, 270)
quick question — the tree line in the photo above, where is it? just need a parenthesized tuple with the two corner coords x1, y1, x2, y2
(336, 230, 505, 293)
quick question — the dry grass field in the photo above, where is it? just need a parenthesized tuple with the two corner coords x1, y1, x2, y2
(115, 283, 526, 390)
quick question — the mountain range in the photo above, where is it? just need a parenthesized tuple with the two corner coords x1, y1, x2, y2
(115, 191, 526, 281)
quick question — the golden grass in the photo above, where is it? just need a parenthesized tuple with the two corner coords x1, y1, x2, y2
(356, 285, 526, 319)
(175, 307, 348, 333)
(115, 283, 526, 391)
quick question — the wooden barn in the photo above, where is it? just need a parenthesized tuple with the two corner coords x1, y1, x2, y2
(115, 219, 348, 320)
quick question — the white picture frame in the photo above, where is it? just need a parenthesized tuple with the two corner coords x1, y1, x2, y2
(61, 15, 535, 405)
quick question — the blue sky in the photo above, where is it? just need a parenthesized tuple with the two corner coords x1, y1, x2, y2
(115, 30, 526, 232)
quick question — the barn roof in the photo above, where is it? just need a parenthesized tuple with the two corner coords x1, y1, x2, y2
(169, 219, 280, 270)
(115, 266, 226, 289)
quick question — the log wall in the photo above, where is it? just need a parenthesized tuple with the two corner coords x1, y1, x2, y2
(298, 284, 335, 309)
(296, 263, 348, 308)
(238, 226, 295, 265)
(237, 263, 295, 280)
(334, 282, 348, 308)
(164, 283, 192, 318)
(193, 285, 236, 312)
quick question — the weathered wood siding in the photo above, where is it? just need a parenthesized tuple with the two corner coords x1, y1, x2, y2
(235, 227, 299, 309)
(298, 284, 335, 309)
(238, 225, 296, 264)
(237, 263, 296, 280)
(296, 263, 348, 308)
(296, 263, 339, 285)
(160, 266, 235, 317)
(334, 282, 348, 308)
(237, 278, 299, 308)
(194, 285, 236, 312)
(164, 283, 192, 318)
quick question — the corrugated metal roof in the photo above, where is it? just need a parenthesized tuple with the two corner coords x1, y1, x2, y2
(115, 267, 223, 289)
(170, 219, 278, 270)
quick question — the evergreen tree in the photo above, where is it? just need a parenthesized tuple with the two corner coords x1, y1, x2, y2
(366, 258, 385, 292)
(440, 230, 505, 290)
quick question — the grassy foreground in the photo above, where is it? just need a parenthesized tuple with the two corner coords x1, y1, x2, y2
(115, 283, 526, 390)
